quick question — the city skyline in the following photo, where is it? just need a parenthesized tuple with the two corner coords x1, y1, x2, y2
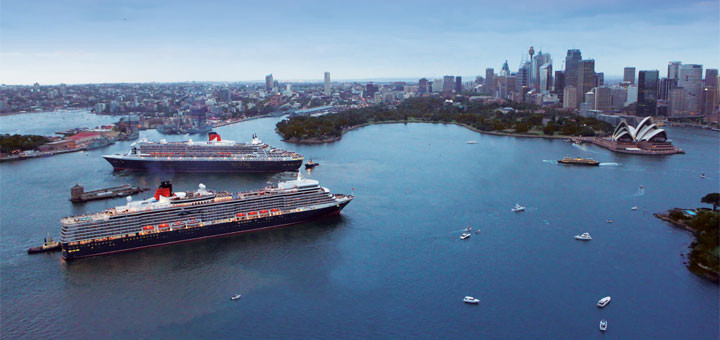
(1, 0, 719, 85)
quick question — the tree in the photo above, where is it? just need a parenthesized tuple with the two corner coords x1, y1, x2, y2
(515, 122, 529, 133)
(701, 193, 720, 211)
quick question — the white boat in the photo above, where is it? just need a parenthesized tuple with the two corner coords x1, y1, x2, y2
(511, 203, 525, 212)
(606, 219, 613, 223)
(599, 319, 607, 331)
(465, 226, 472, 232)
(460, 233, 471, 240)
(631, 206, 638, 210)
(700, 173, 705, 179)
(463, 296, 480, 304)
(574, 232, 592, 240)
(467, 140, 478, 144)
(230, 294, 242, 300)
(597, 296, 611, 308)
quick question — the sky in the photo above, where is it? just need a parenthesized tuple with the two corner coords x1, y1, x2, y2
(1, 0, 718, 85)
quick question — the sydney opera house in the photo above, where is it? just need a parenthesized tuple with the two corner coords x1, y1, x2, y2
(588, 117, 684, 155)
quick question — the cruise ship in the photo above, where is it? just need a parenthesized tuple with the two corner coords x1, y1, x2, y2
(103, 132, 303, 172)
(60, 175, 353, 260)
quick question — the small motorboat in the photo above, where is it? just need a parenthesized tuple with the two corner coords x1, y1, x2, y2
(574, 232, 592, 241)
(511, 203, 525, 212)
(701, 173, 705, 179)
(460, 233, 471, 240)
(305, 159, 319, 169)
(475, 230, 480, 234)
(631, 206, 638, 211)
(463, 296, 480, 304)
(230, 294, 242, 300)
(606, 219, 613, 223)
(599, 319, 608, 331)
(639, 185, 644, 190)
(465, 226, 472, 232)
(597, 296, 611, 308)
(466, 140, 478, 144)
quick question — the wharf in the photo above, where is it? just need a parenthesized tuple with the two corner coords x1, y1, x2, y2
(70, 184, 149, 203)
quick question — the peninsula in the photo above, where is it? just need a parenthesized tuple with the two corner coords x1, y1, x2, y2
(276, 97, 612, 144)
(655, 193, 720, 283)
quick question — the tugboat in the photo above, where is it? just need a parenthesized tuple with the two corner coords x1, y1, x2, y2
(305, 159, 319, 169)
(28, 235, 61, 254)
(557, 157, 600, 166)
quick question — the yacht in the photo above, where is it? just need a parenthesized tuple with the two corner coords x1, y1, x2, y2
(701, 173, 705, 179)
(463, 296, 480, 304)
(460, 233, 471, 240)
(574, 232, 592, 240)
(606, 219, 613, 223)
(599, 319, 608, 331)
(230, 294, 242, 300)
(466, 141, 478, 144)
(597, 296, 611, 308)
(511, 203, 525, 212)
(631, 206, 638, 210)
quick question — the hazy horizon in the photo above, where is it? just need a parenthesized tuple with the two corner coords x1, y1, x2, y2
(1, 0, 718, 85)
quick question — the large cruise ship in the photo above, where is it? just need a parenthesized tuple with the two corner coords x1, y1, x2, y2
(103, 132, 303, 172)
(60, 175, 353, 260)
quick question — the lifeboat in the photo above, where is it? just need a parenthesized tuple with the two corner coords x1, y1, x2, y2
(143, 225, 154, 230)
(259, 210, 269, 214)
(236, 213, 246, 217)
(248, 211, 258, 216)
(270, 208, 280, 212)
(159, 223, 170, 229)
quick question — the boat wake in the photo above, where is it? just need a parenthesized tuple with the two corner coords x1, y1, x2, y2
(633, 187, 645, 197)
(542, 160, 557, 164)
(599, 162, 619, 166)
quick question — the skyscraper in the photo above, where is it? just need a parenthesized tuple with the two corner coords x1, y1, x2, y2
(484, 68, 495, 94)
(564, 49, 582, 92)
(265, 74, 274, 92)
(455, 76, 462, 93)
(577, 59, 595, 109)
(443, 75, 455, 95)
(501, 60, 510, 76)
(324, 72, 331, 95)
(563, 86, 577, 109)
(668, 61, 681, 81)
(702, 86, 717, 116)
(553, 70, 565, 103)
(594, 72, 604, 87)
(539, 63, 552, 93)
(678, 64, 703, 114)
(594, 86, 612, 113)
(623, 67, 636, 84)
(418, 78, 428, 94)
(705, 69, 718, 88)
(637, 70, 659, 116)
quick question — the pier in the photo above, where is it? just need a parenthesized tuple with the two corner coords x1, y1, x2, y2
(70, 184, 149, 203)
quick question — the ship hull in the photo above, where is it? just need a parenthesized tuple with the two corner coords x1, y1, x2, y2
(103, 155, 302, 173)
(557, 160, 599, 166)
(61, 202, 349, 260)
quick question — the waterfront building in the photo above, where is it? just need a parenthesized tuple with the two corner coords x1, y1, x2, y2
(678, 64, 702, 115)
(563, 85, 577, 109)
(624, 67, 636, 84)
(702, 87, 717, 115)
(265, 74, 273, 92)
(324, 72, 331, 95)
(669, 88, 688, 116)
(577, 59, 595, 109)
(594, 86, 612, 113)
(637, 70, 659, 116)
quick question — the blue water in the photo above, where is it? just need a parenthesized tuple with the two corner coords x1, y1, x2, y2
(1, 117, 718, 339)
(0, 109, 118, 135)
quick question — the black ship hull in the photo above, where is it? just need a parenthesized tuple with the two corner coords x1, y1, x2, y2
(103, 156, 302, 173)
(61, 202, 349, 260)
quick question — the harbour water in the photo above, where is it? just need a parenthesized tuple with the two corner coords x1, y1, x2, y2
(1, 115, 718, 339)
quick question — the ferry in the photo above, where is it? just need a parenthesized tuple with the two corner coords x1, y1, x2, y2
(557, 157, 600, 166)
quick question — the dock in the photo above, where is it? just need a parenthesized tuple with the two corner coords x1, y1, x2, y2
(70, 184, 149, 203)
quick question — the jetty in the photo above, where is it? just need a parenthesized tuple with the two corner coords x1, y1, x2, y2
(70, 184, 149, 203)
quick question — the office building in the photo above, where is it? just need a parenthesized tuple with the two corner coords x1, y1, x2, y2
(678, 64, 703, 114)
(455, 76, 462, 93)
(577, 59, 595, 109)
(563, 86, 577, 109)
(484, 68, 495, 94)
(443, 75, 455, 94)
(564, 49, 582, 91)
(594, 86, 612, 113)
(418, 78, 428, 94)
(623, 67, 636, 84)
(324, 72, 331, 95)
(539, 63, 552, 93)
(265, 74, 273, 92)
(637, 70, 659, 116)
(668, 61, 681, 80)
(705, 69, 718, 88)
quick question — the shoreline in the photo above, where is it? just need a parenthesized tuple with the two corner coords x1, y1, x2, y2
(654, 211, 719, 283)
(279, 120, 573, 144)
